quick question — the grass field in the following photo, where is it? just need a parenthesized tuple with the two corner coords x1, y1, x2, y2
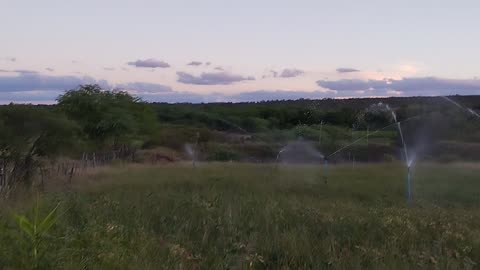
(1, 162, 480, 269)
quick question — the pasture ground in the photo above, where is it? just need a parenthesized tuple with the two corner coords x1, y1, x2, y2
(1, 162, 479, 269)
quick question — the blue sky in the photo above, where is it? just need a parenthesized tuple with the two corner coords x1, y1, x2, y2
(1, 0, 480, 103)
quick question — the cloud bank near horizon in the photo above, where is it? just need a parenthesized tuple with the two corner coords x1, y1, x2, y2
(0, 72, 108, 92)
(1, 72, 480, 104)
(317, 77, 480, 96)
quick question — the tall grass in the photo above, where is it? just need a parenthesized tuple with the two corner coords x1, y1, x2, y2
(1, 162, 479, 269)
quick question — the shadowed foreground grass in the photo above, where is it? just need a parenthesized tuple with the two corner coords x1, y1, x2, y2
(1, 162, 479, 269)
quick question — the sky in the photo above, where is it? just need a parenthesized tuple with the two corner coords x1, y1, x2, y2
(1, 0, 480, 103)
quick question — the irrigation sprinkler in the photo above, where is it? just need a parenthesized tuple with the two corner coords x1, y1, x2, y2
(325, 107, 435, 204)
(390, 110, 413, 204)
(407, 165, 412, 203)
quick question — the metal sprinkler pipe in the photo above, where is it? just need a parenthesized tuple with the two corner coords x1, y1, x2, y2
(323, 158, 329, 184)
(407, 166, 412, 203)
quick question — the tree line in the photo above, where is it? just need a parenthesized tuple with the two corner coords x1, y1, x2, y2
(1, 84, 479, 189)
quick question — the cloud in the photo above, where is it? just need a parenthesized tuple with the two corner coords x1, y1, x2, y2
(187, 61, 202, 66)
(0, 73, 109, 93)
(0, 57, 17, 62)
(177, 71, 255, 85)
(2, 57, 16, 62)
(336, 67, 360, 73)
(127, 58, 170, 68)
(0, 90, 60, 104)
(263, 69, 304, 79)
(269, 70, 278, 78)
(317, 77, 480, 96)
(3, 76, 477, 103)
(0, 69, 39, 74)
(45, 67, 54, 72)
(13, 70, 38, 74)
(264, 68, 303, 78)
(317, 79, 376, 92)
(0, 73, 175, 103)
(214, 66, 224, 71)
(279, 68, 304, 78)
(205, 62, 211, 66)
(104, 67, 115, 71)
(4, 71, 479, 104)
(117, 82, 173, 93)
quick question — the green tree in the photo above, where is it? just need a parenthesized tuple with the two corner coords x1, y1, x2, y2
(57, 84, 156, 150)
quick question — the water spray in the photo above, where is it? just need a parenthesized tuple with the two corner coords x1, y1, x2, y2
(327, 112, 431, 159)
(390, 109, 412, 204)
(275, 148, 285, 169)
(326, 105, 432, 203)
(441, 96, 480, 118)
